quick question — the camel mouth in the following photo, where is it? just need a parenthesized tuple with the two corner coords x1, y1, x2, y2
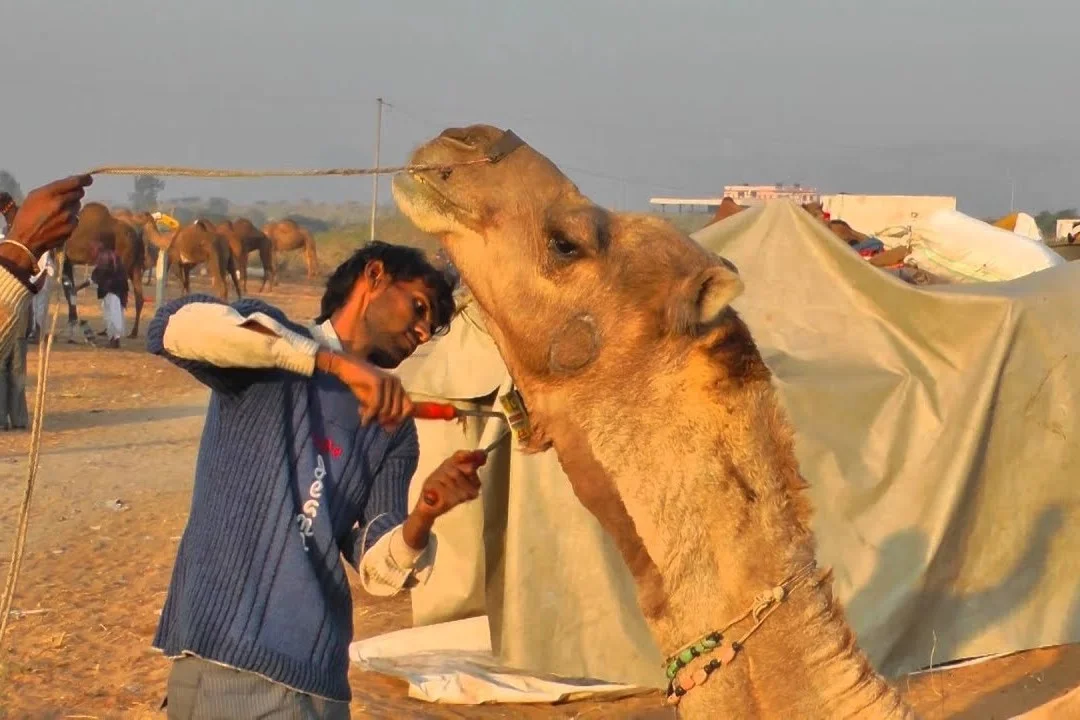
(392, 171, 481, 235)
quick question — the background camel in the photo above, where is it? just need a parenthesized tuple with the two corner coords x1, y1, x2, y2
(135, 216, 178, 287)
(203, 217, 275, 292)
(710, 196, 747, 223)
(394, 125, 919, 718)
(163, 219, 241, 300)
(62, 203, 146, 339)
(262, 218, 318, 279)
(114, 209, 162, 283)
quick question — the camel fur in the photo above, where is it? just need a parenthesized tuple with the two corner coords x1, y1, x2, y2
(63, 203, 146, 338)
(262, 218, 318, 279)
(393, 124, 918, 719)
(162, 219, 241, 300)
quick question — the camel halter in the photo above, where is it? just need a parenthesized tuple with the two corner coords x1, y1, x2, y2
(662, 561, 819, 707)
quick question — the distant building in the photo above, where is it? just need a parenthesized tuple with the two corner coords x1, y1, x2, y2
(723, 184, 819, 205)
(650, 183, 818, 213)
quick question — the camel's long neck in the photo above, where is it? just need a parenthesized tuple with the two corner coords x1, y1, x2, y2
(653, 560, 914, 719)
(573, 367, 915, 719)
(144, 225, 171, 250)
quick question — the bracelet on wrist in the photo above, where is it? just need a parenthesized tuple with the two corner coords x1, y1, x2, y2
(0, 239, 37, 267)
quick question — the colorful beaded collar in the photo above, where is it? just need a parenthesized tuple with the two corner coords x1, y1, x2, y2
(662, 562, 819, 707)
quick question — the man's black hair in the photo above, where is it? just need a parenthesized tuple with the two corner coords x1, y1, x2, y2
(315, 240, 457, 335)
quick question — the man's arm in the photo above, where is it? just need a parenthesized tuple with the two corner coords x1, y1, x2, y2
(349, 430, 486, 598)
(146, 293, 321, 396)
(345, 423, 438, 597)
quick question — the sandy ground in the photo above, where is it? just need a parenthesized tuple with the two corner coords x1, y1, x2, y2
(0, 277, 1076, 719)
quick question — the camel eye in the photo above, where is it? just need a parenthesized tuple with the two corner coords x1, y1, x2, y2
(549, 232, 579, 258)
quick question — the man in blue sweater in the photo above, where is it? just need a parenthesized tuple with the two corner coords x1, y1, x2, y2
(147, 241, 484, 719)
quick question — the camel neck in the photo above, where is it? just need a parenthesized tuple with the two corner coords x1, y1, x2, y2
(579, 370, 915, 718)
(655, 572, 915, 719)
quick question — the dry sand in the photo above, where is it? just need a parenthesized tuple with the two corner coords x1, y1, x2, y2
(0, 277, 1075, 719)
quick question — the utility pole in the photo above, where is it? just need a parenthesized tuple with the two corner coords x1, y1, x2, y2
(370, 97, 385, 242)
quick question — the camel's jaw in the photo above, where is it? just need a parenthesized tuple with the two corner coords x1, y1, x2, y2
(391, 171, 482, 240)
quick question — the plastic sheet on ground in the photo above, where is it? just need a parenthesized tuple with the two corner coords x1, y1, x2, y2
(349, 616, 651, 705)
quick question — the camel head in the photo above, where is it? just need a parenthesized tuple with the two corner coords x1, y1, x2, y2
(393, 125, 745, 452)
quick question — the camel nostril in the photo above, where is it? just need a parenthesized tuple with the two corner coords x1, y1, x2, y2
(440, 169, 453, 181)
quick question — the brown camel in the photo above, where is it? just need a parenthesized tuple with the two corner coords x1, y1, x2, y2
(203, 218, 275, 292)
(710, 197, 748, 224)
(164, 219, 241, 300)
(114, 209, 162, 283)
(393, 125, 917, 719)
(62, 203, 146, 339)
(262, 218, 318, 279)
(827, 219, 871, 246)
(136, 216, 179, 286)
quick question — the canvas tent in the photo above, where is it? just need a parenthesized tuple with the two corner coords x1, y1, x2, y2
(354, 201, 1080, 704)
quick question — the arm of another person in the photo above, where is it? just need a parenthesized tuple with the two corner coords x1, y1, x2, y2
(146, 293, 322, 396)
(0, 265, 33, 360)
(0, 174, 94, 355)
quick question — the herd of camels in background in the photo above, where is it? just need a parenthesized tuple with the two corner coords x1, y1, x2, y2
(59, 195, 1015, 340)
(60, 203, 320, 338)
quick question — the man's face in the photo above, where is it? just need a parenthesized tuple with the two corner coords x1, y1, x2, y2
(363, 276, 439, 368)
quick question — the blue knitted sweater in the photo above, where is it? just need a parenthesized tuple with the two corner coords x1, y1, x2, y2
(147, 294, 419, 702)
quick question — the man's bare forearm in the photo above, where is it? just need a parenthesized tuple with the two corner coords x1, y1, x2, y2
(401, 510, 434, 551)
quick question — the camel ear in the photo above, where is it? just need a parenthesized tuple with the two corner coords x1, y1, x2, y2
(669, 263, 744, 336)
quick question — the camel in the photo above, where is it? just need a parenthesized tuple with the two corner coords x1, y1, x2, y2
(202, 218, 275, 292)
(710, 197, 748, 223)
(163, 219, 241, 300)
(393, 125, 921, 719)
(135, 215, 178, 287)
(114, 209, 161, 283)
(62, 203, 146, 339)
(262, 218, 318, 279)
(394, 126, 1080, 718)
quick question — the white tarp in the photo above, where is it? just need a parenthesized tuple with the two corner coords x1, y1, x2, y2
(355, 201, 1080, 706)
(877, 209, 1063, 283)
(349, 616, 648, 704)
(1009, 212, 1043, 243)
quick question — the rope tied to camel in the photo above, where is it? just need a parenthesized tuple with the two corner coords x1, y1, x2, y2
(84, 158, 493, 179)
(84, 129, 525, 179)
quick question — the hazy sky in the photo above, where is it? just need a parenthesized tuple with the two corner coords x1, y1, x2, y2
(4, 0, 1077, 216)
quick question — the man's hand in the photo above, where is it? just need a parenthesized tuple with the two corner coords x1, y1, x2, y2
(402, 450, 487, 550)
(316, 350, 413, 429)
(6, 175, 93, 261)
